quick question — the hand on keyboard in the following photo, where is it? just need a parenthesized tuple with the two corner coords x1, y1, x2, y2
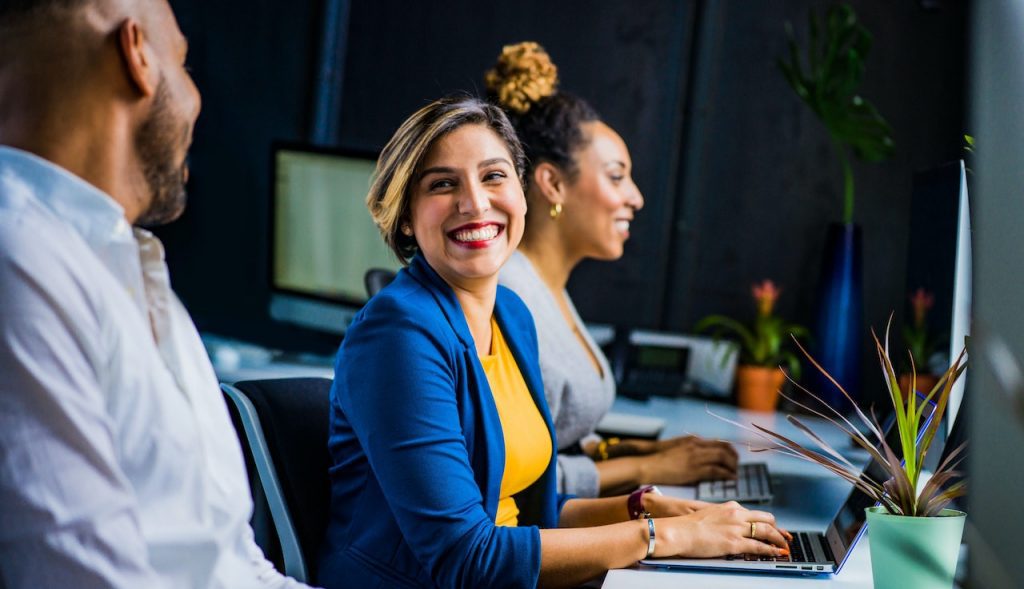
(649, 501, 791, 559)
(637, 436, 739, 485)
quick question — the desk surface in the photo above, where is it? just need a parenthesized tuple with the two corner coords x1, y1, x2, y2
(602, 396, 876, 588)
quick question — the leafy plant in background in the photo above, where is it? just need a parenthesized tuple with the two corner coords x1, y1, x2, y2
(723, 321, 967, 517)
(902, 288, 946, 374)
(778, 2, 895, 224)
(695, 280, 810, 378)
(963, 134, 975, 175)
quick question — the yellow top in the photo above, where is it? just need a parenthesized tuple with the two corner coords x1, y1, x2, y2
(479, 317, 553, 527)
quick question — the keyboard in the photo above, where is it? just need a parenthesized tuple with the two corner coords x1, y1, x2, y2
(697, 462, 773, 503)
(723, 531, 834, 567)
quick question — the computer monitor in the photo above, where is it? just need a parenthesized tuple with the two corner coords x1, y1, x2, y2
(269, 143, 402, 335)
(904, 160, 971, 429)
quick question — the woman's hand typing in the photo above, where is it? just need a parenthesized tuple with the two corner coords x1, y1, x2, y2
(651, 501, 792, 559)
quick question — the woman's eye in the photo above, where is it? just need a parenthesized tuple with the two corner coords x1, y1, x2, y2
(483, 170, 507, 182)
(429, 178, 455, 190)
(609, 175, 625, 184)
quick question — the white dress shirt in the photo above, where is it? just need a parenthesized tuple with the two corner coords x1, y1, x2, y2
(0, 146, 311, 588)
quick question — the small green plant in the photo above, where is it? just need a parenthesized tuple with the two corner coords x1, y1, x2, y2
(778, 3, 895, 224)
(902, 288, 946, 374)
(726, 320, 967, 517)
(695, 280, 809, 378)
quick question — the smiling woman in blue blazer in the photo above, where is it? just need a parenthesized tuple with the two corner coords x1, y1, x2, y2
(317, 96, 791, 589)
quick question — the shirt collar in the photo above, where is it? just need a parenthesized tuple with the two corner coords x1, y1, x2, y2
(0, 145, 133, 247)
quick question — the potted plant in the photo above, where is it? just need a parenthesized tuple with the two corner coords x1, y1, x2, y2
(778, 2, 895, 407)
(738, 323, 967, 589)
(695, 280, 809, 412)
(900, 288, 945, 397)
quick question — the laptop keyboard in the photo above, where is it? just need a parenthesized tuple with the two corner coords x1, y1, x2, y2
(722, 532, 834, 564)
(697, 463, 772, 502)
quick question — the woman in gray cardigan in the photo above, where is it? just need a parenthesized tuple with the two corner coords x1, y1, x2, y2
(491, 42, 740, 497)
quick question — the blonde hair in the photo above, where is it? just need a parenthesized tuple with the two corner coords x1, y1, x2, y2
(367, 95, 526, 264)
(484, 41, 558, 114)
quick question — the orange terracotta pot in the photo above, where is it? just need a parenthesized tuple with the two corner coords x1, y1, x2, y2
(736, 366, 786, 412)
(898, 373, 940, 400)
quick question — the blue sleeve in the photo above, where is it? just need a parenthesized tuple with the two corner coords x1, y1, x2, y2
(335, 296, 540, 589)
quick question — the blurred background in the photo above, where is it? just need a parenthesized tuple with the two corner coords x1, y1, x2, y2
(160, 0, 967, 410)
(158, 2, 1024, 584)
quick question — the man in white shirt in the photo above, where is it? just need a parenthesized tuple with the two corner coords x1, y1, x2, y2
(0, 1, 311, 587)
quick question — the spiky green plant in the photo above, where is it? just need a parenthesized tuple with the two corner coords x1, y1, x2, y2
(778, 3, 895, 224)
(720, 319, 967, 517)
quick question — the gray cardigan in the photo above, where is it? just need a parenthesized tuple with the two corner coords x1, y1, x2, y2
(498, 252, 616, 497)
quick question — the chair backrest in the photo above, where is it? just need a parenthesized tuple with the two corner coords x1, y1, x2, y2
(364, 267, 397, 298)
(222, 378, 332, 584)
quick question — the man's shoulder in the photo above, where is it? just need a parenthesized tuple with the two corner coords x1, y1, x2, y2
(0, 185, 73, 252)
(0, 194, 103, 308)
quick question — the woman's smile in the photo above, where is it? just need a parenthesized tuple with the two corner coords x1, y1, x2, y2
(448, 221, 506, 249)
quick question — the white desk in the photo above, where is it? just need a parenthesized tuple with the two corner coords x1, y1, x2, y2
(602, 396, 876, 588)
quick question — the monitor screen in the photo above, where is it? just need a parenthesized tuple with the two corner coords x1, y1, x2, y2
(270, 144, 402, 334)
(904, 160, 971, 426)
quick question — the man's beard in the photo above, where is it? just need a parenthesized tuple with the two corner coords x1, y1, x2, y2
(135, 78, 190, 228)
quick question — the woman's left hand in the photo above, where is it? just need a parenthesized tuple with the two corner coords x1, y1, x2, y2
(641, 492, 715, 517)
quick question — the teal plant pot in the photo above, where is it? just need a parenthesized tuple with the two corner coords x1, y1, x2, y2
(865, 506, 966, 589)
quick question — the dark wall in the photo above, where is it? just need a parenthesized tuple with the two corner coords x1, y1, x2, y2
(658, 0, 966, 405)
(336, 0, 698, 331)
(161, 0, 967, 386)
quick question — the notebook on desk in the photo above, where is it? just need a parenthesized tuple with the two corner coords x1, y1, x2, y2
(595, 412, 666, 440)
(643, 400, 935, 576)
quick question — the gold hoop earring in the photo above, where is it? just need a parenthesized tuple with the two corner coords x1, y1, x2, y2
(549, 203, 562, 220)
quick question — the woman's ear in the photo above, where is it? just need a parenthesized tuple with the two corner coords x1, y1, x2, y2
(531, 162, 567, 207)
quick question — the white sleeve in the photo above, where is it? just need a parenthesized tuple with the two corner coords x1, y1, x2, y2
(238, 524, 319, 589)
(0, 249, 169, 588)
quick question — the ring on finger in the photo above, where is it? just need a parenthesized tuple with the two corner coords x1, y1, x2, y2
(749, 522, 757, 539)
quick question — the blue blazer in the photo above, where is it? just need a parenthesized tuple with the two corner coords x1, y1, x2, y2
(318, 255, 570, 589)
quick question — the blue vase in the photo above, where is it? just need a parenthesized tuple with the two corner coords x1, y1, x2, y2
(811, 222, 863, 411)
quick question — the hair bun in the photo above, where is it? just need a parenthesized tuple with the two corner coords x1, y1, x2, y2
(485, 41, 559, 114)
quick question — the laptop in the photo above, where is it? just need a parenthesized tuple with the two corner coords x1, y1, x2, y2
(643, 400, 935, 575)
(696, 386, 939, 505)
(934, 396, 968, 511)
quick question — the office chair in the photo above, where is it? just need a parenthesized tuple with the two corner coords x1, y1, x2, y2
(364, 267, 397, 298)
(221, 378, 332, 584)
